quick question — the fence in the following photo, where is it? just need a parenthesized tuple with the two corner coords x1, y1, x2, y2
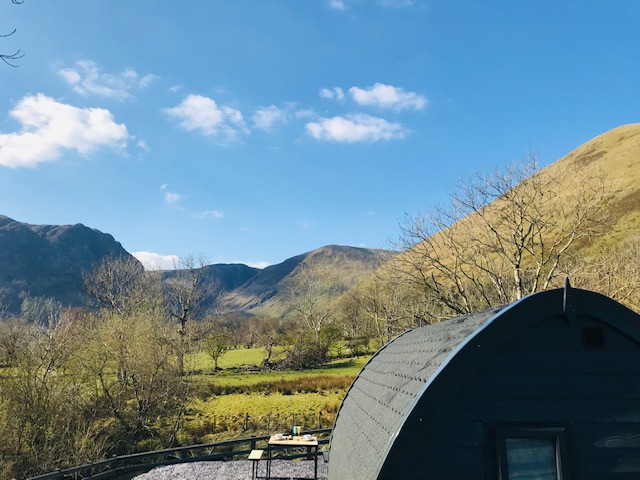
(195, 411, 335, 437)
(26, 428, 331, 480)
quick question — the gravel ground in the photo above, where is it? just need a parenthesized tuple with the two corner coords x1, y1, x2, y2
(134, 459, 328, 480)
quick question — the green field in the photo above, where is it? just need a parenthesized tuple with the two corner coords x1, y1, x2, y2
(181, 347, 370, 443)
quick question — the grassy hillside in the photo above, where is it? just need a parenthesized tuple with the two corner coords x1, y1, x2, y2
(553, 124, 640, 246)
(347, 124, 640, 329)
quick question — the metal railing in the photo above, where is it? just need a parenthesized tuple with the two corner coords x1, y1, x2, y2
(26, 428, 331, 480)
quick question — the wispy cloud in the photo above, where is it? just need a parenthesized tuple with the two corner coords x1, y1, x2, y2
(329, 0, 346, 10)
(136, 139, 150, 152)
(296, 220, 316, 229)
(306, 113, 405, 142)
(164, 94, 248, 143)
(58, 60, 156, 100)
(349, 83, 427, 111)
(194, 210, 224, 219)
(319, 87, 345, 101)
(252, 105, 288, 131)
(132, 251, 180, 271)
(160, 184, 182, 204)
(0, 94, 129, 168)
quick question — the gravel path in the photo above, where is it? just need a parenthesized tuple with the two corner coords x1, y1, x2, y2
(134, 459, 328, 480)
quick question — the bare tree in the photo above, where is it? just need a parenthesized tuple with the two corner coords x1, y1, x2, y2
(163, 254, 215, 375)
(20, 295, 63, 329)
(0, 287, 12, 320)
(282, 255, 344, 343)
(2, 0, 24, 67)
(570, 236, 640, 311)
(83, 255, 157, 317)
(392, 155, 607, 317)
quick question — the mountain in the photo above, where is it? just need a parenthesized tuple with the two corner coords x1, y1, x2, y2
(0, 212, 387, 318)
(555, 123, 640, 245)
(0, 215, 135, 312)
(218, 245, 388, 316)
(351, 123, 640, 319)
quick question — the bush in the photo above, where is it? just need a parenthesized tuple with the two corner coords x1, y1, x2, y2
(278, 341, 328, 370)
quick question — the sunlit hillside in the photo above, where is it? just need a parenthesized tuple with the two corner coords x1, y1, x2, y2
(348, 124, 640, 326)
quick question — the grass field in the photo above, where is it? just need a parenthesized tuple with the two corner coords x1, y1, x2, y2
(181, 347, 370, 443)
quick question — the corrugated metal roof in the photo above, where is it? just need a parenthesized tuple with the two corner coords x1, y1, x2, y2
(329, 307, 502, 480)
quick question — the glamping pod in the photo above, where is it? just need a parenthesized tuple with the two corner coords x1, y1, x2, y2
(329, 284, 640, 479)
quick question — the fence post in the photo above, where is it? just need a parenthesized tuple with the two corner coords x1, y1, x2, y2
(244, 412, 249, 431)
(267, 413, 271, 434)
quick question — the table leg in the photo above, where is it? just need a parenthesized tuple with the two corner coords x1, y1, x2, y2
(267, 444, 271, 479)
(314, 445, 318, 480)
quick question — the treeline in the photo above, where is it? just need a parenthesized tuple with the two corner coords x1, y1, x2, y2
(0, 255, 363, 478)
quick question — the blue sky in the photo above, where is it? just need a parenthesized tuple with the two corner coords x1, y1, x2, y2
(1, 1, 638, 269)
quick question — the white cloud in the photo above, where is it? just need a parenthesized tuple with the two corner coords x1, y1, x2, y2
(252, 105, 287, 131)
(0, 94, 129, 168)
(164, 94, 248, 142)
(136, 139, 150, 152)
(306, 113, 405, 142)
(160, 184, 182, 204)
(329, 0, 346, 10)
(349, 83, 427, 111)
(169, 84, 182, 93)
(319, 87, 345, 101)
(132, 252, 180, 271)
(232, 260, 271, 269)
(293, 108, 316, 119)
(194, 210, 224, 219)
(165, 192, 182, 203)
(57, 60, 157, 100)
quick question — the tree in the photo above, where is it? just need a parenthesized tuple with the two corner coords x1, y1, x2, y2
(281, 255, 343, 343)
(83, 255, 163, 384)
(392, 155, 607, 317)
(0, 287, 12, 320)
(83, 254, 155, 317)
(2, 0, 24, 67)
(163, 254, 215, 375)
(203, 328, 231, 371)
(338, 263, 424, 346)
(0, 317, 28, 366)
(20, 295, 63, 328)
(571, 236, 640, 312)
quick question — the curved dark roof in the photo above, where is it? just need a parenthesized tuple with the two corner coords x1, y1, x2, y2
(328, 306, 502, 480)
(328, 287, 640, 480)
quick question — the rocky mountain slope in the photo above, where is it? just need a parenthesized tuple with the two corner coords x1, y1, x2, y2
(0, 215, 135, 312)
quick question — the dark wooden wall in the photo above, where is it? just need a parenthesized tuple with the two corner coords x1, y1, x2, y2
(391, 315, 640, 479)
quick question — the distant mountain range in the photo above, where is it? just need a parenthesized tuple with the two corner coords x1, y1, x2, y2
(0, 214, 386, 317)
(5, 124, 637, 319)
(0, 215, 134, 313)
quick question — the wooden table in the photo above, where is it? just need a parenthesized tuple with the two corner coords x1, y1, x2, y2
(266, 435, 319, 480)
